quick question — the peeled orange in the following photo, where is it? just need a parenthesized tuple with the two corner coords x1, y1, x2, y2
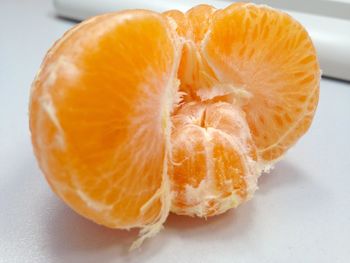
(29, 3, 320, 248)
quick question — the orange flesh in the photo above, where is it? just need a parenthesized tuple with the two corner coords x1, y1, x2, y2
(30, 11, 178, 228)
(171, 102, 257, 216)
(202, 3, 320, 159)
(30, 3, 320, 247)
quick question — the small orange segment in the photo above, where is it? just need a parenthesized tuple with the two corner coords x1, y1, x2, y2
(171, 102, 257, 217)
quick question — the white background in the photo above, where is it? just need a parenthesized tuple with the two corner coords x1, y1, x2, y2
(1, 0, 350, 262)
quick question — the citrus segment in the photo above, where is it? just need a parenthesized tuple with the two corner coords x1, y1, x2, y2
(186, 4, 216, 43)
(30, 11, 179, 232)
(170, 102, 258, 217)
(202, 3, 320, 161)
(163, 9, 189, 38)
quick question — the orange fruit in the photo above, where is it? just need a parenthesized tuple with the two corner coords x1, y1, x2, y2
(29, 3, 320, 248)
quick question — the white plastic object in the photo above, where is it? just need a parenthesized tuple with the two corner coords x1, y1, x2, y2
(53, 0, 350, 81)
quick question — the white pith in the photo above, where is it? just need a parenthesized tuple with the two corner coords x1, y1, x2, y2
(130, 29, 183, 248)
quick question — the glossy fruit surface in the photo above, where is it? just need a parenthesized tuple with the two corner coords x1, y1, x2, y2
(30, 3, 320, 248)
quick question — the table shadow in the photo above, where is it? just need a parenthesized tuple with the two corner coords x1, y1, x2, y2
(42, 199, 169, 263)
(42, 159, 305, 262)
(258, 160, 307, 195)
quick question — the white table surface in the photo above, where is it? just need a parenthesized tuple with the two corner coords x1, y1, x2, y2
(1, 1, 350, 262)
